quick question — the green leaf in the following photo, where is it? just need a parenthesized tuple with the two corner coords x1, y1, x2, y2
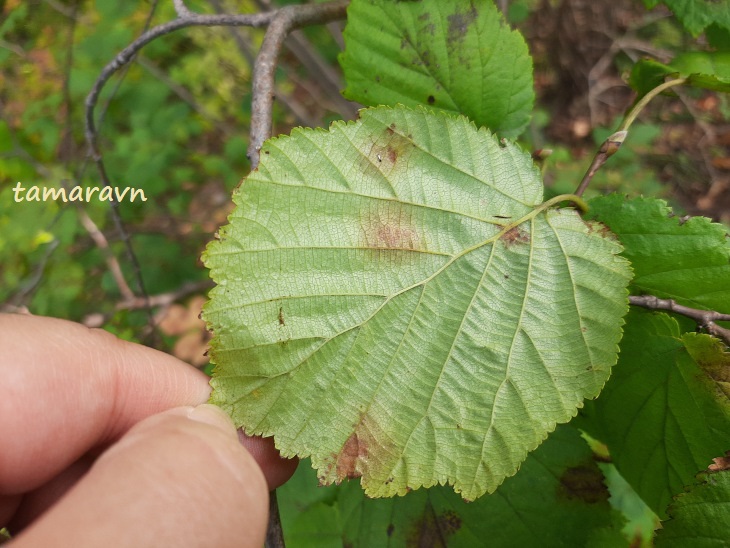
(655, 471, 730, 547)
(579, 310, 730, 517)
(672, 52, 730, 92)
(339, 0, 534, 138)
(280, 426, 623, 547)
(683, 333, 730, 400)
(706, 23, 730, 51)
(599, 462, 660, 545)
(647, 1, 730, 37)
(629, 52, 730, 97)
(203, 106, 630, 500)
(628, 59, 677, 99)
(587, 195, 730, 312)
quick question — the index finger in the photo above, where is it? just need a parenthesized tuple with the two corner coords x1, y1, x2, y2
(0, 314, 212, 494)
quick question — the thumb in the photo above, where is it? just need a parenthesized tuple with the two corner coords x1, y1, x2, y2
(11, 405, 268, 548)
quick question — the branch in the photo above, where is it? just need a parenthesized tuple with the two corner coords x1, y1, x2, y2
(173, 0, 192, 18)
(574, 77, 686, 197)
(265, 490, 285, 548)
(248, 0, 350, 169)
(629, 295, 730, 346)
(83, 0, 349, 327)
(84, 10, 276, 163)
(76, 207, 136, 301)
(116, 280, 214, 310)
(285, 29, 359, 119)
(574, 130, 627, 197)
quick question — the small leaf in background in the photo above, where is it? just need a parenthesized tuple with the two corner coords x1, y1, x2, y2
(629, 52, 730, 98)
(683, 333, 730, 400)
(706, 23, 730, 51)
(654, 471, 730, 546)
(203, 106, 631, 500)
(672, 52, 730, 92)
(339, 0, 534, 138)
(628, 59, 677, 99)
(644, 0, 730, 38)
(587, 195, 730, 312)
(579, 310, 730, 518)
(280, 425, 624, 547)
(598, 462, 660, 546)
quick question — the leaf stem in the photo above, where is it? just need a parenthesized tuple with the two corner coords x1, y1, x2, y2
(618, 77, 687, 133)
(539, 194, 589, 214)
(265, 489, 286, 548)
(574, 77, 687, 197)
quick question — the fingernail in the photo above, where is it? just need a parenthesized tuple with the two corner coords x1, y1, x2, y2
(187, 404, 237, 434)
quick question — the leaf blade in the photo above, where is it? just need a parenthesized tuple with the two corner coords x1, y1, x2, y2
(339, 0, 534, 138)
(579, 310, 730, 517)
(655, 471, 730, 547)
(204, 106, 631, 500)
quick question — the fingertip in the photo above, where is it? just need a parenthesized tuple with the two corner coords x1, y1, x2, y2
(0, 314, 212, 494)
(11, 406, 269, 548)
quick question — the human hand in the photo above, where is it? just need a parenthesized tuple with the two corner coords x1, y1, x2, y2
(0, 314, 297, 547)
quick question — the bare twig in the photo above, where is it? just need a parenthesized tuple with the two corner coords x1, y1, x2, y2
(285, 29, 359, 119)
(629, 295, 730, 346)
(76, 206, 136, 301)
(83, 1, 350, 308)
(248, 0, 349, 168)
(575, 77, 687, 196)
(6, 240, 60, 307)
(574, 130, 627, 197)
(0, 38, 26, 57)
(116, 280, 214, 310)
(88, 2, 161, 334)
(84, 11, 276, 166)
(173, 0, 193, 18)
(42, 0, 75, 17)
(265, 490, 286, 548)
(82, 1, 347, 332)
(59, 0, 79, 166)
(326, 21, 346, 50)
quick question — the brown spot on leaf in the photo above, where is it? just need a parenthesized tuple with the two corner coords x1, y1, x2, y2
(361, 124, 413, 174)
(336, 432, 368, 479)
(558, 465, 609, 504)
(501, 226, 530, 247)
(710, 451, 730, 472)
(427, 95, 435, 104)
(278, 307, 285, 326)
(361, 203, 422, 263)
(438, 511, 462, 536)
(407, 508, 461, 547)
(583, 220, 615, 240)
(387, 146, 398, 163)
(387, 524, 395, 537)
(447, 4, 478, 44)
